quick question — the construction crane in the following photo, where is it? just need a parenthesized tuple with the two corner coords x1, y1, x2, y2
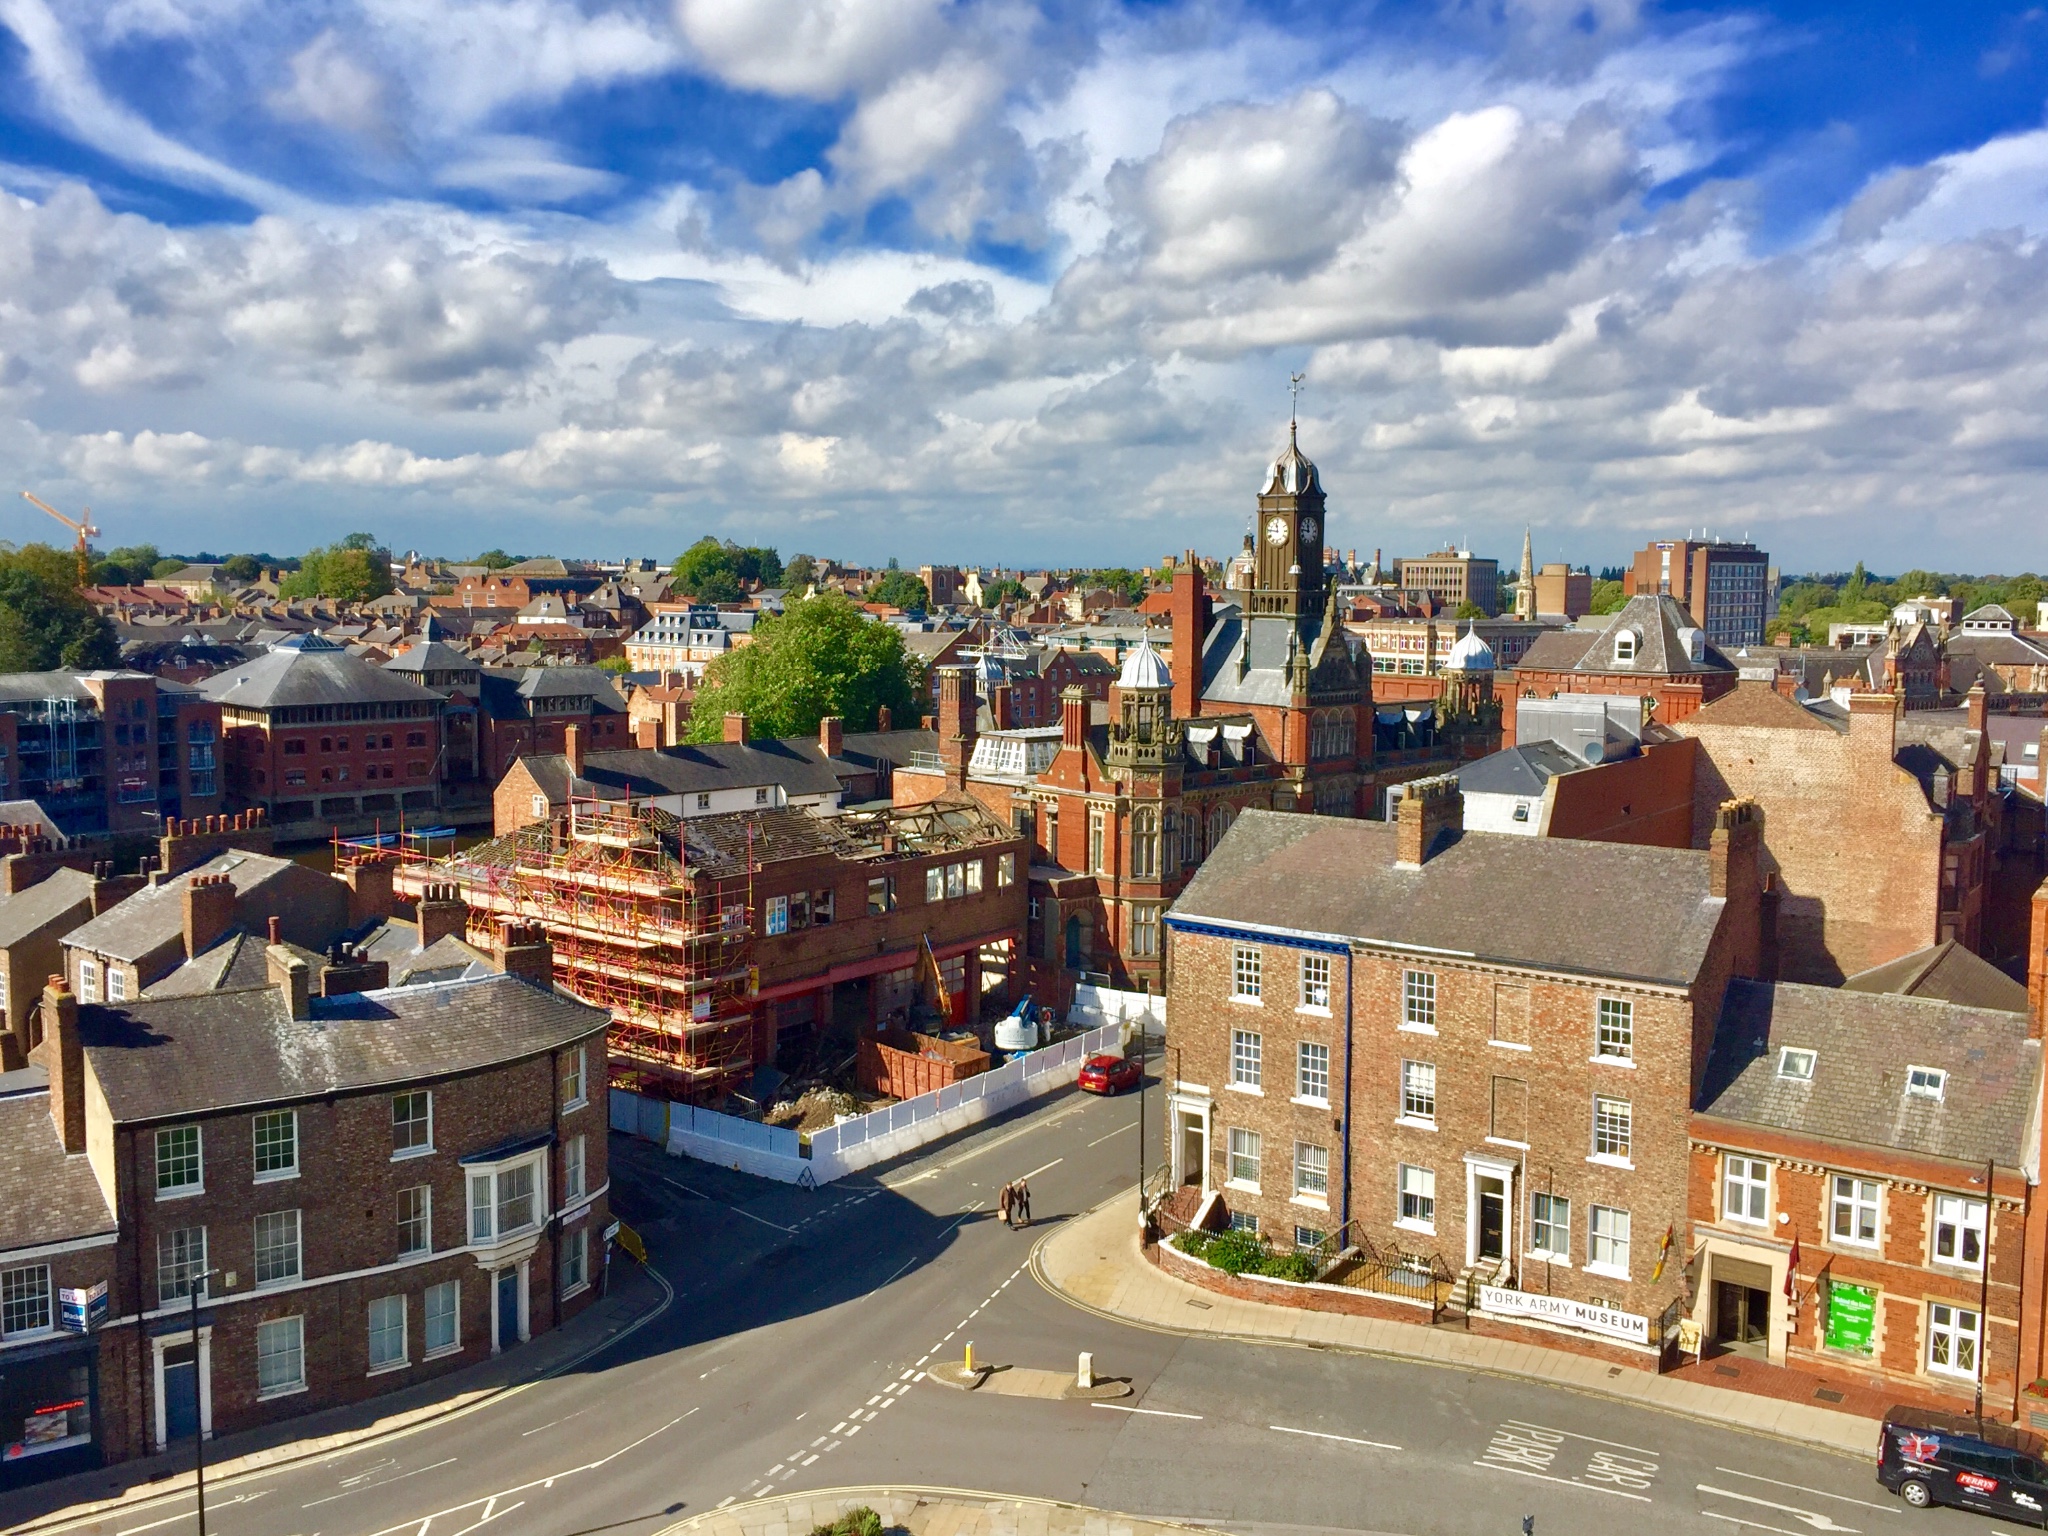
(20, 492, 99, 585)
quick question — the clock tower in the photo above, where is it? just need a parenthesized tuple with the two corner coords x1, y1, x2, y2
(1250, 420, 1327, 619)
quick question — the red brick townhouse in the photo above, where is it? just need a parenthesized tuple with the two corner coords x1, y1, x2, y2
(1161, 781, 1768, 1366)
(1687, 886, 2048, 1421)
(0, 922, 608, 1489)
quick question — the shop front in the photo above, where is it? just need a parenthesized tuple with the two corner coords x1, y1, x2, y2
(0, 1335, 101, 1489)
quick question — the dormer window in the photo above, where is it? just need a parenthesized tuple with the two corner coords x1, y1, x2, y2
(1906, 1066, 1946, 1101)
(1777, 1048, 1816, 1081)
(1613, 629, 1639, 664)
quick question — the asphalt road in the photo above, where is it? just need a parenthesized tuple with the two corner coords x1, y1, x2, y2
(14, 1070, 2027, 1536)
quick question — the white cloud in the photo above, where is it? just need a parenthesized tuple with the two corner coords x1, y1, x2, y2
(268, 30, 390, 141)
(674, 0, 944, 99)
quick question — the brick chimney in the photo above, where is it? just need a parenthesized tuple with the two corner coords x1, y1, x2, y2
(417, 882, 469, 950)
(41, 978, 84, 1153)
(877, 704, 893, 732)
(1060, 685, 1089, 752)
(937, 665, 977, 786)
(1773, 670, 1799, 700)
(492, 919, 555, 988)
(989, 682, 1014, 730)
(1847, 691, 1897, 759)
(319, 943, 390, 998)
(2028, 877, 2048, 1040)
(1394, 775, 1463, 867)
(819, 715, 844, 758)
(565, 723, 585, 776)
(1709, 798, 1767, 980)
(182, 871, 238, 960)
(344, 855, 395, 928)
(267, 939, 310, 1020)
(634, 718, 659, 749)
(723, 712, 749, 745)
(1170, 556, 1206, 720)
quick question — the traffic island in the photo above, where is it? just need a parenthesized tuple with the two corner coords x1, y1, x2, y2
(663, 1487, 1218, 1536)
(926, 1342, 993, 1389)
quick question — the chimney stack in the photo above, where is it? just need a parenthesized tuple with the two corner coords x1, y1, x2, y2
(634, 718, 659, 749)
(2028, 878, 2048, 1040)
(492, 919, 554, 989)
(417, 882, 469, 950)
(1709, 798, 1768, 979)
(267, 941, 310, 1020)
(877, 705, 893, 733)
(1060, 685, 1089, 752)
(1846, 691, 1898, 759)
(182, 871, 238, 960)
(937, 665, 977, 786)
(1170, 558, 1206, 720)
(819, 715, 844, 758)
(1394, 775, 1464, 868)
(723, 712, 749, 745)
(343, 855, 395, 928)
(565, 723, 586, 777)
(40, 978, 84, 1154)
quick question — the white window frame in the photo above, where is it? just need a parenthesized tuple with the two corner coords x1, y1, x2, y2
(1229, 1029, 1263, 1092)
(398, 1185, 432, 1257)
(253, 1209, 303, 1288)
(1294, 1225, 1326, 1253)
(392, 1090, 434, 1159)
(424, 1279, 461, 1358)
(0, 1264, 53, 1339)
(1777, 1047, 1816, 1080)
(367, 1293, 408, 1373)
(252, 1109, 298, 1183)
(1927, 1301, 1981, 1380)
(1400, 1060, 1437, 1127)
(563, 1046, 587, 1110)
(1402, 970, 1437, 1033)
(1594, 997, 1633, 1062)
(1530, 1192, 1570, 1261)
(467, 1151, 548, 1246)
(1830, 1175, 1882, 1248)
(1587, 1204, 1631, 1278)
(78, 958, 100, 1004)
(1906, 1066, 1946, 1101)
(997, 852, 1015, 887)
(1231, 944, 1262, 1002)
(107, 966, 127, 1003)
(157, 1226, 207, 1303)
(1226, 1127, 1261, 1190)
(564, 1135, 586, 1203)
(1294, 1040, 1330, 1105)
(1722, 1154, 1770, 1225)
(256, 1315, 306, 1399)
(1397, 1163, 1435, 1232)
(1293, 1142, 1329, 1201)
(766, 894, 790, 934)
(562, 1229, 589, 1297)
(1299, 952, 1331, 1012)
(1591, 1096, 1632, 1166)
(1932, 1194, 1987, 1270)
(156, 1124, 204, 1199)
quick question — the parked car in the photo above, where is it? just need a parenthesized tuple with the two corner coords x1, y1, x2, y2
(1878, 1407, 2048, 1524)
(1078, 1053, 1141, 1095)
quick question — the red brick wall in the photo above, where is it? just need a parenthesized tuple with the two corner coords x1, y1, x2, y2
(1543, 737, 1697, 849)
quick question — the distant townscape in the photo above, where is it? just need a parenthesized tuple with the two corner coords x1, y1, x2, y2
(1, 428, 2046, 1508)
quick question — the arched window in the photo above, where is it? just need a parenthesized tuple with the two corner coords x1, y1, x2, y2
(1131, 806, 1158, 879)
(1182, 807, 1203, 865)
(1614, 629, 1639, 664)
(1208, 803, 1234, 849)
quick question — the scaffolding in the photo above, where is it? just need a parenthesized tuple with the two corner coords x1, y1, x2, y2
(379, 793, 759, 1102)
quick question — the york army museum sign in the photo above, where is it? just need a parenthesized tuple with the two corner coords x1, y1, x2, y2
(1479, 1286, 1650, 1344)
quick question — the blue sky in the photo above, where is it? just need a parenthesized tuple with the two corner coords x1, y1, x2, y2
(1, 0, 2046, 575)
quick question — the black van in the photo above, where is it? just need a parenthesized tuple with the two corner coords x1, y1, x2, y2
(1879, 1407, 2048, 1524)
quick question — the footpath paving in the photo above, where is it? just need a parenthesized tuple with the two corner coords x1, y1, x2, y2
(1033, 1190, 1881, 1457)
(9, 1260, 670, 1534)
(657, 1487, 1394, 1536)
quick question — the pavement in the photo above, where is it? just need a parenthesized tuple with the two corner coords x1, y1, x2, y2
(659, 1488, 1290, 1536)
(1034, 1187, 1883, 1457)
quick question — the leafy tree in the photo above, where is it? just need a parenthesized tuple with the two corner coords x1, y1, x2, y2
(221, 554, 263, 583)
(150, 557, 190, 579)
(981, 577, 1028, 607)
(783, 553, 818, 590)
(1454, 598, 1486, 621)
(1588, 579, 1628, 615)
(670, 537, 745, 603)
(88, 544, 163, 587)
(0, 543, 120, 670)
(731, 546, 783, 588)
(869, 569, 929, 611)
(596, 655, 632, 675)
(279, 534, 395, 602)
(474, 549, 521, 570)
(1084, 568, 1148, 604)
(686, 593, 918, 742)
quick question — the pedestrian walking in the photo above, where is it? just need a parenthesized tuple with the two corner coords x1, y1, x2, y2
(997, 1181, 1015, 1228)
(1016, 1178, 1032, 1228)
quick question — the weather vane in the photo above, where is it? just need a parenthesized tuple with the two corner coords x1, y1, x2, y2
(1289, 371, 1305, 426)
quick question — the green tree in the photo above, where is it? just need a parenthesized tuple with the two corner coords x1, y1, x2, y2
(597, 655, 632, 675)
(221, 554, 263, 584)
(0, 543, 120, 670)
(731, 546, 783, 588)
(1084, 568, 1148, 604)
(670, 537, 745, 602)
(279, 534, 395, 601)
(869, 569, 930, 611)
(1589, 579, 1628, 615)
(150, 557, 189, 579)
(1454, 598, 1486, 621)
(474, 549, 521, 570)
(981, 577, 1028, 607)
(88, 545, 162, 587)
(783, 553, 818, 590)
(685, 593, 918, 742)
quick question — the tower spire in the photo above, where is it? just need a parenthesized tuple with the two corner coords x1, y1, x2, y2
(1515, 526, 1536, 621)
(1289, 371, 1304, 437)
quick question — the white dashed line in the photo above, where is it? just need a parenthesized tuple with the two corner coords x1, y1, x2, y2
(832, 1422, 848, 1434)
(1090, 1404, 1202, 1419)
(1270, 1425, 1401, 1451)
(802, 1454, 820, 1466)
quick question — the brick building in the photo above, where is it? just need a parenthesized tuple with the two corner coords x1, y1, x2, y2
(1623, 539, 1773, 648)
(1395, 548, 1500, 615)
(1677, 683, 1999, 984)
(473, 668, 631, 786)
(1510, 594, 1740, 736)
(0, 926, 608, 1487)
(1689, 958, 2048, 1420)
(0, 671, 222, 838)
(452, 557, 604, 612)
(1161, 788, 1768, 1365)
(622, 606, 758, 682)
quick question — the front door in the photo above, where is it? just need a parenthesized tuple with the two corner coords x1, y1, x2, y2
(1178, 1112, 1205, 1188)
(1712, 1281, 1771, 1354)
(496, 1268, 520, 1349)
(162, 1344, 198, 1442)
(1477, 1178, 1507, 1262)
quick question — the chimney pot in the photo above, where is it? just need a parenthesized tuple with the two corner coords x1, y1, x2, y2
(1394, 774, 1464, 867)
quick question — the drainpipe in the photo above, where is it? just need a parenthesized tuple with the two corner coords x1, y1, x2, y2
(1341, 945, 1355, 1238)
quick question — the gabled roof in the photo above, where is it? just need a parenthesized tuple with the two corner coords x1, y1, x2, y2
(1170, 809, 1727, 987)
(199, 635, 445, 711)
(1196, 605, 1359, 710)
(1543, 594, 1734, 676)
(1697, 979, 2040, 1167)
(476, 667, 627, 719)
(1686, 680, 1834, 731)
(79, 972, 609, 1122)
(385, 638, 479, 677)
(1842, 941, 2029, 1014)
(0, 866, 97, 949)
(1455, 741, 1585, 797)
(0, 1077, 116, 1253)
(63, 852, 333, 963)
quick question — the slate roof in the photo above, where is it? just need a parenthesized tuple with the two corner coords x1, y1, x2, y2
(1686, 681, 1835, 731)
(1522, 594, 1735, 676)
(0, 866, 95, 950)
(78, 972, 608, 1122)
(199, 634, 446, 711)
(476, 667, 627, 720)
(141, 932, 324, 999)
(0, 800, 63, 840)
(1513, 628, 1599, 671)
(64, 852, 326, 963)
(0, 1078, 117, 1254)
(1196, 605, 1362, 710)
(0, 670, 153, 707)
(521, 727, 939, 806)
(384, 638, 479, 678)
(1842, 941, 2030, 1014)
(1455, 741, 1585, 797)
(1696, 979, 2040, 1168)
(1170, 809, 1727, 986)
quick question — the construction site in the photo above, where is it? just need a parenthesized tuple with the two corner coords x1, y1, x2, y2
(379, 790, 1030, 1106)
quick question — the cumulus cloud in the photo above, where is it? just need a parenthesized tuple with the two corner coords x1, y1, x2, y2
(268, 30, 391, 141)
(674, 0, 944, 99)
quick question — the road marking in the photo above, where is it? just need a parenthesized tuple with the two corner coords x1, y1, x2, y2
(832, 1422, 848, 1434)
(767, 1466, 786, 1477)
(915, 1354, 930, 1366)
(1504, 1419, 1658, 1456)
(1713, 1470, 1902, 1513)
(1020, 1157, 1064, 1180)
(868, 1395, 883, 1405)
(899, 1369, 916, 1381)
(1699, 1486, 1861, 1532)
(1270, 1425, 1401, 1450)
(802, 1454, 820, 1466)
(660, 1176, 796, 1233)
(846, 1424, 862, 1436)
(119, 1497, 272, 1536)
(718, 1497, 736, 1509)
(1089, 1122, 1136, 1147)
(303, 1460, 457, 1507)
(1090, 1403, 1202, 1419)
(1473, 1461, 1653, 1502)
(522, 1407, 590, 1435)
(811, 1436, 828, 1447)
(1705, 1515, 1828, 1536)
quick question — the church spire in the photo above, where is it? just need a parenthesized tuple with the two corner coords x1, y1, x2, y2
(1515, 526, 1536, 621)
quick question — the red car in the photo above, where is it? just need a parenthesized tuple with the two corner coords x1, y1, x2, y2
(1078, 1054, 1142, 1095)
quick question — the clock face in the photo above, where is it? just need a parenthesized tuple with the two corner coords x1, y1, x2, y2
(1300, 517, 1320, 544)
(1265, 516, 1290, 545)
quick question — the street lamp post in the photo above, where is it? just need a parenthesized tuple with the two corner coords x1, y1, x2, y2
(1975, 1157, 1994, 1425)
(189, 1268, 217, 1536)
